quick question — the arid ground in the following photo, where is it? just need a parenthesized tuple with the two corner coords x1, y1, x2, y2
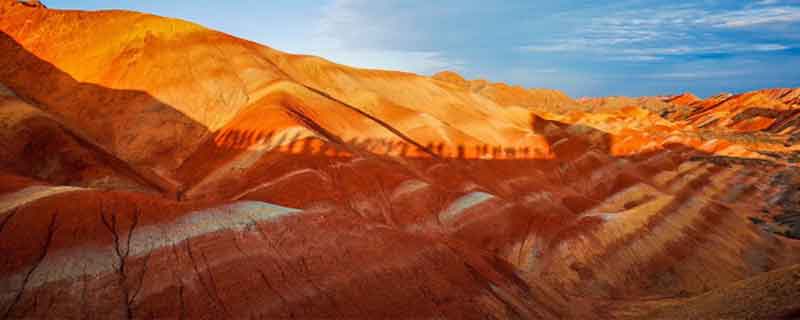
(2, 1, 800, 319)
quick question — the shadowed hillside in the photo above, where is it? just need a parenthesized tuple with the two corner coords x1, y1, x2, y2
(1, 0, 800, 319)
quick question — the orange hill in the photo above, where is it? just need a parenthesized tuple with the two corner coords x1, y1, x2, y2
(665, 89, 800, 138)
(1, 1, 800, 319)
(666, 92, 701, 106)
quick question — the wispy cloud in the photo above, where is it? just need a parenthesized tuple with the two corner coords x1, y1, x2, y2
(531, 69, 560, 74)
(701, 7, 800, 27)
(304, 46, 464, 74)
(307, 0, 463, 74)
(643, 70, 751, 80)
(521, 2, 798, 61)
(522, 42, 788, 58)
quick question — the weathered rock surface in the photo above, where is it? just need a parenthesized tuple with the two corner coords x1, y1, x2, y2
(1, 0, 800, 318)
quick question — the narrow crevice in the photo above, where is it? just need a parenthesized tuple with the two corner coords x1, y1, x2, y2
(257, 270, 293, 319)
(183, 240, 230, 318)
(1, 212, 57, 320)
(198, 249, 232, 318)
(99, 206, 141, 320)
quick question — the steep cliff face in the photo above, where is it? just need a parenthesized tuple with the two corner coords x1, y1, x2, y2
(1, 1, 800, 318)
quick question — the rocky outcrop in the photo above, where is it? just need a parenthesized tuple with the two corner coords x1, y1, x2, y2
(15, 0, 44, 8)
(678, 90, 800, 139)
(758, 88, 800, 106)
(666, 92, 701, 106)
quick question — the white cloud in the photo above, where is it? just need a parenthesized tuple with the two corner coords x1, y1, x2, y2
(752, 44, 791, 51)
(520, 2, 797, 61)
(643, 71, 750, 80)
(521, 42, 788, 57)
(520, 40, 590, 53)
(301, 0, 462, 74)
(608, 56, 665, 62)
(701, 7, 800, 28)
(531, 69, 560, 74)
(304, 46, 464, 74)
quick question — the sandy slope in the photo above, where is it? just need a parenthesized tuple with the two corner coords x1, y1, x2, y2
(1, 0, 800, 318)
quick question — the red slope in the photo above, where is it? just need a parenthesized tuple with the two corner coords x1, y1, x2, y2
(1, 1, 800, 318)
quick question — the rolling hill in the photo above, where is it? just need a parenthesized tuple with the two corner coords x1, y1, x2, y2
(1, 0, 800, 318)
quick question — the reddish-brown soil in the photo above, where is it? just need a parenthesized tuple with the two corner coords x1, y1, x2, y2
(1, 0, 800, 318)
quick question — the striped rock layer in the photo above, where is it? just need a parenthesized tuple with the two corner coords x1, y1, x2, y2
(1, 1, 800, 319)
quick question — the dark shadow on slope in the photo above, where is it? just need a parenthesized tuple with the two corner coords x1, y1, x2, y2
(173, 101, 800, 303)
(0, 22, 797, 319)
(1, 27, 783, 248)
(178, 102, 723, 218)
(0, 31, 210, 197)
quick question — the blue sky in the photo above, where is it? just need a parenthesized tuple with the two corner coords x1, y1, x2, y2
(45, 0, 800, 97)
